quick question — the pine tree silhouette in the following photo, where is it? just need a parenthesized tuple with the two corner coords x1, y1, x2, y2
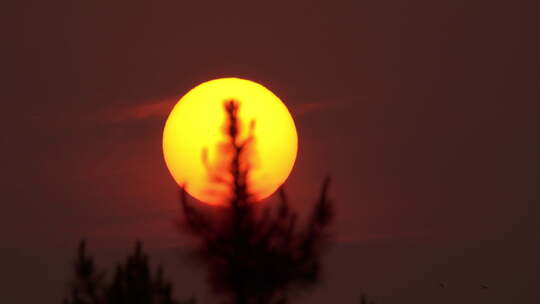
(63, 240, 105, 304)
(179, 100, 333, 304)
(63, 240, 195, 304)
(360, 293, 376, 304)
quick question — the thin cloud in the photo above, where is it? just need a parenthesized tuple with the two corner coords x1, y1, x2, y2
(291, 99, 354, 116)
(95, 98, 354, 123)
(95, 99, 176, 123)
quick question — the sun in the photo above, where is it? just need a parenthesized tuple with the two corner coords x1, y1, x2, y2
(163, 78, 298, 205)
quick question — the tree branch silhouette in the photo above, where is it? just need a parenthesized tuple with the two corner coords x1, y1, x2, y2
(178, 100, 333, 304)
(63, 240, 195, 304)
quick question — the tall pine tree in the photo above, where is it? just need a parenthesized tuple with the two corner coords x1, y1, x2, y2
(179, 100, 333, 304)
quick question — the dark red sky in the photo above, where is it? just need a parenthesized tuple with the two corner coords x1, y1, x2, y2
(2, 0, 539, 303)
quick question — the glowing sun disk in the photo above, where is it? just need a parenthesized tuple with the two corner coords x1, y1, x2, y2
(162, 78, 298, 205)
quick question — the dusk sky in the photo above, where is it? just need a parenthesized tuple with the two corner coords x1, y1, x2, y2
(2, 1, 539, 303)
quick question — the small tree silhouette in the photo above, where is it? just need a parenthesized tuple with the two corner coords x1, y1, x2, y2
(360, 293, 376, 304)
(63, 240, 195, 304)
(104, 241, 180, 304)
(63, 240, 105, 304)
(179, 100, 333, 304)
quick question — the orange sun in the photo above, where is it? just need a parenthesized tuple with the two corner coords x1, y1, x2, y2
(162, 78, 298, 205)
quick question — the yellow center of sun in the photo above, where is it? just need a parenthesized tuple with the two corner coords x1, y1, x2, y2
(162, 78, 298, 205)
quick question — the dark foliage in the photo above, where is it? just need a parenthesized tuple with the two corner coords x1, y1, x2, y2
(63, 240, 105, 304)
(63, 240, 195, 304)
(360, 293, 376, 304)
(179, 100, 333, 304)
